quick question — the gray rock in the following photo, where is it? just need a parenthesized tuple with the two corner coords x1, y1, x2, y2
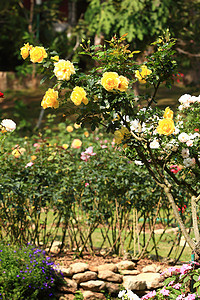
(117, 260, 136, 270)
(70, 262, 89, 274)
(136, 272, 164, 289)
(98, 270, 123, 283)
(120, 270, 140, 276)
(105, 282, 121, 294)
(82, 290, 106, 300)
(123, 276, 146, 290)
(97, 263, 118, 273)
(80, 280, 106, 292)
(73, 271, 97, 284)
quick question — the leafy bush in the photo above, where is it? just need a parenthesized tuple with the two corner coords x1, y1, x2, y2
(0, 243, 64, 300)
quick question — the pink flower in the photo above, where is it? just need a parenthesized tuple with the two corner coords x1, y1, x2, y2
(176, 295, 185, 300)
(167, 266, 180, 275)
(101, 145, 107, 149)
(168, 280, 174, 286)
(170, 165, 181, 174)
(179, 264, 192, 275)
(81, 146, 96, 161)
(159, 287, 170, 296)
(172, 283, 181, 290)
(141, 290, 156, 299)
(85, 183, 89, 187)
(185, 294, 196, 300)
(33, 143, 40, 148)
(25, 162, 34, 168)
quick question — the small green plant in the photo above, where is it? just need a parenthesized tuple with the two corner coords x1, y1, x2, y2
(0, 242, 65, 299)
(73, 291, 84, 300)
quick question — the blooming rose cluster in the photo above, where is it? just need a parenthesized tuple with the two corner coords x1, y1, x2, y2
(178, 93, 200, 110)
(101, 72, 129, 92)
(20, 43, 47, 63)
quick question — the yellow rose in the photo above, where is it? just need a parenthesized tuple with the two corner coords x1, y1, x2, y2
(118, 76, 129, 92)
(135, 65, 152, 83)
(66, 125, 73, 132)
(20, 43, 33, 60)
(114, 127, 130, 144)
(54, 59, 75, 81)
(29, 46, 47, 63)
(101, 72, 120, 91)
(156, 119, 175, 135)
(163, 107, 173, 119)
(70, 86, 88, 106)
(71, 139, 82, 149)
(41, 88, 59, 109)
(31, 155, 37, 161)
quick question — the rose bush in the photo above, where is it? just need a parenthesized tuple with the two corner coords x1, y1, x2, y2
(20, 33, 200, 262)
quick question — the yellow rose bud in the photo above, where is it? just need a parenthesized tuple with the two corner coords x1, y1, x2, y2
(101, 72, 120, 91)
(62, 144, 69, 149)
(66, 125, 73, 132)
(41, 88, 59, 109)
(29, 46, 47, 63)
(135, 65, 152, 83)
(156, 119, 175, 135)
(20, 43, 33, 60)
(163, 107, 173, 119)
(118, 75, 129, 92)
(54, 59, 75, 81)
(71, 86, 88, 106)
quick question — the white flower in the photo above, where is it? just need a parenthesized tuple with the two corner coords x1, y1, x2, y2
(189, 95, 198, 104)
(134, 160, 144, 165)
(181, 148, 190, 158)
(130, 119, 140, 132)
(186, 140, 193, 147)
(126, 290, 140, 300)
(178, 132, 189, 143)
(174, 127, 180, 135)
(183, 157, 195, 168)
(178, 94, 191, 106)
(118, 290, 126, 298)
(150, 139, 160, 149)
(1, 119, 16, 132)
